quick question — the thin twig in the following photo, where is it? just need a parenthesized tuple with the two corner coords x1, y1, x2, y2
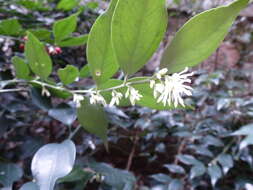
(0, 88, 27, 93)
(174, 139, 187, 165)
(210, 138, 236, 165)
(0, 77, 153, 97)
(126, 135, 139, 170)
(68, 125, 82, 139)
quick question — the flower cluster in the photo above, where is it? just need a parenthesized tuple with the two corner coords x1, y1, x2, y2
(73, 94, 84, 108)
(150, 67, 193, 107)
(109, 90, 123, 106)
(72, 67, 193, 108)
(125, 85, 143, 106)
(89, 91, 106, 106)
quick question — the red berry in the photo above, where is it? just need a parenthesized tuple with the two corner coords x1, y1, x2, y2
(55, 47, 62, 54)
(19, 43, 24, 51)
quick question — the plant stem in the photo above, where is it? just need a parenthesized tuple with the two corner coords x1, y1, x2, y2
(0, 88, 27, 93)
(0, 77, 153, 96)
(126, 134, 139, 171)
(68, 125, 82, 139)
(210, 138, 236, 165)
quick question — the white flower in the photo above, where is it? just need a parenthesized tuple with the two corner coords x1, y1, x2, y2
(153, 67, 193, 107)
(155, 68, 168, 79)
(109, 90, 123, 106)
(41, 86, 51, 97)
(73, 94, 84, 108)
(150, 79, 156, 88)
(89, 91, 107, 106)
(125, 86, 143, 106)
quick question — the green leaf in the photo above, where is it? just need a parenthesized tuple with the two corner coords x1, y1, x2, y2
(87, 0, 119, 84)
(217, 154, 234, 174)
(25, 32, 52, 79)
(29, 29, 52, 43)
(207, 165, 222, 187)
(58, 167, 93, 183)
(89, 162, 136, 189)
(232, 123, 253, 136)
(111, 0, 168, 75)
(161, 0, 249, 73)
(48, 103, 77, 126)
(239, 135, 253, 150)
(17, 0, 49, 11)
(57, 0, 80, 10)
(30, 88, 52, 112)
(85, 2, 99, 9)
(177, 154, 200, 165)
(0, 162, 23, 188)
(79, 65, 90, 78)
(150, 173, 172, 183)
(53, 13, 78, 43)
(31, 140, 76, 190)
(190, 162, 206, 179)
(77, 98, 108, 142)
(57, 65, 79, 85)
(20, 182, 39, 190)
(57, 34, 88, 47)
(12, 56, 31, 80)
(164, 164, 185, 174)
(168, 179, 183, 190)
(0, 19, 22, 36)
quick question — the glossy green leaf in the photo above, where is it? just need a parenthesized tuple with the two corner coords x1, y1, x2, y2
(20, 182, 39, 190)
(164, 164, 185, 174)
(218, 154, 234, 174)
(239, 135, 253, 150)
(111, 0, 168, 75)
(79, 65, 90, 78)
(25, 32, 52, 79)
(53, 13, 78, 43)
(57, 65, 79, 85)
(85, 2, 99, 9)
(177, 154, 200, 165)
(29, 29, 52, 43)
(17, 0, 49, 11)
(57, 0, 80, 10)
(77, 98, 108, 142)
(87, 0, 119, 84)
(12, 56, 31, 80)
(150, 173, 172, 183)
(30, 88, 52, 112)
(0, 19, 22, 36)
(89, 162, 136, 189)
(31, 140, 76, 190)
(232, 123, 253, 136)
(58, 166, 93, 183)
(207, 165, 222, 187)
(0, 163, 23, 188)
(168, 179, 183, 190)
(57, 34, 88, 47)
(48, 103, 77, 126)
(161, 0, 249, 73)
(190, 162, 206, 179)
